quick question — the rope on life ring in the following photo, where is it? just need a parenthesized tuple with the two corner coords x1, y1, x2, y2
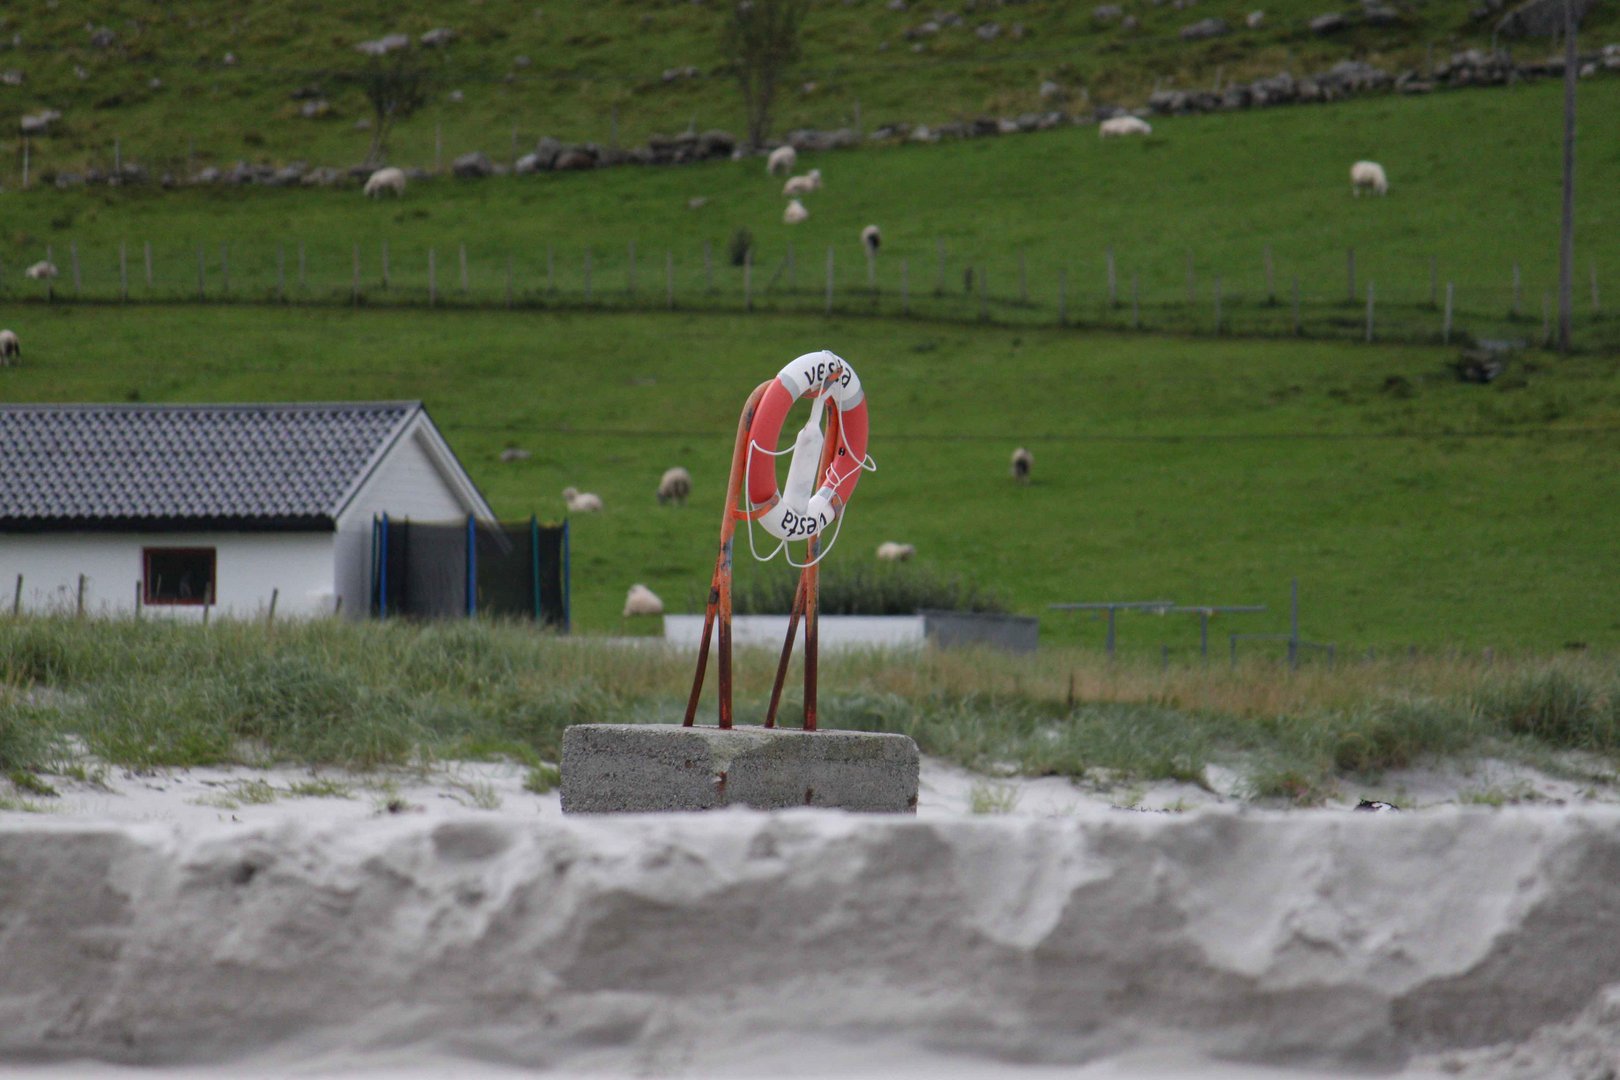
(742, 350, 872, 557)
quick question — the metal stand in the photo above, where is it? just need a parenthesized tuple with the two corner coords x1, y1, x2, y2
(683, 385, 846, 731)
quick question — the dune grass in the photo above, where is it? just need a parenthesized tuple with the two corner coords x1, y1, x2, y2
(2, 615, 1617, 805)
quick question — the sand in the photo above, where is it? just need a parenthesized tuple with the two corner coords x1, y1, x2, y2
(3, 753, 1620, 1079)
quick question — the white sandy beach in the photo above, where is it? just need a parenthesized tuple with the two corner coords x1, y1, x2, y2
(3, 753, 1620, 1080)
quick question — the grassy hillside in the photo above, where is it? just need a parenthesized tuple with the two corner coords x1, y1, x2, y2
(1, 0, 1617, 178)
(5, 78, 1620, 350)
(5, 304, 1618, 652)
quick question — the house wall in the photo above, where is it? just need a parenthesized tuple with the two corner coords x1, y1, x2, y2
(333, 420, 486, 618)
(1, 532, 336, 620)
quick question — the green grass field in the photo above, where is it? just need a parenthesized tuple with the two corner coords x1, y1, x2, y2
(7, 79, 1620, 349)
(6, 0, 1617, 180)
(6, 303, 1618, 651)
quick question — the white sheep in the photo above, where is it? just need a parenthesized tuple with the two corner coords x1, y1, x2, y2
(363, 166, 407, 198)
(622, 583, 664, 617)
(783, 199, 809, 225)
(562, 486, 604, 512)
(782, 168, 822, 196)
(766, 144, 797, 176)
(1011, 447, 1033, 484)
(657, 466, 692, 505)
(1350, 160, 1388, 196)
(24, 261, 58, 281)
(1098, 115, 1152, 138)
(876, 541, 916, 562)
(0, 329, 18, 365)
(861, 225, 882, 256)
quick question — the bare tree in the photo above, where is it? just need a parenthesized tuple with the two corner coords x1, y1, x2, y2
(349, 35, 429, 166)
(720, 0, 809, 152)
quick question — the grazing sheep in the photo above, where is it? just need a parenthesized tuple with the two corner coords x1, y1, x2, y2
(766, 144, 797, 176)
(861, 225, 882, 256)
(876, 541, 916, 562)
(498, 447, 531, 463)
(783, 199, 809, 225)
(24, 261, 58, 281)
(1350, 160, 1388, 196)
(562, 486, 604, 513)
(0, 329, 18, 365)
(782, 168, 822, 196)
(657, 466, 692, 505)
(363, 166, 407, 198)
(1011, 446, 1033, 484)
(622, 583, 664, 617)
(1099, 115, 1152, 138)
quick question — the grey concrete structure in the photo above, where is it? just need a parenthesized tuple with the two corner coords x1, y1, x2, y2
(561, 723, 919, 814)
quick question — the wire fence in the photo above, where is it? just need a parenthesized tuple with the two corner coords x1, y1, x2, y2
(3, 235, 1614, 351)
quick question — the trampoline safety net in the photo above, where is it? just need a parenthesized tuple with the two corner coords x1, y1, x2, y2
(370, 514, 569, 629)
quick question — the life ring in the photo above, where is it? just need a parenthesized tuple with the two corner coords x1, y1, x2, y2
(745, 350, 869, 542)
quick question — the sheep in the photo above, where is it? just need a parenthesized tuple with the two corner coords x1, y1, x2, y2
(0, 330, 18, 366)
(876, 541, 916, 562)
(783, 199, 809, 225)
(498, 447, 531, 463)
(782, 168, 822, 197)
(622, 583, 665, 617)
(363, 166, 407, 198)
(1098, 115, 1152, 138)
(1350, 160, 1388, 197)
(562, 486, 604, 512)
(1011, 446, 1033, 484)
(861, 225, 882, 257)
(24, 261, 58, 281)
(766, 144, 797, 176)
(657, 466, 692, 505)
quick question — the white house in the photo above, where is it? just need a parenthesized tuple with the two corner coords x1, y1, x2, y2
(0, 402, 495, 620)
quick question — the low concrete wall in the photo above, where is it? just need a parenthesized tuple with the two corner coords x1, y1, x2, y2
(921, 609, 1039, 653)
(561, 723, 919, 813)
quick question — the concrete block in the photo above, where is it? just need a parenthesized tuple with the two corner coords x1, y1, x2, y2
(560, 723, 919, 814)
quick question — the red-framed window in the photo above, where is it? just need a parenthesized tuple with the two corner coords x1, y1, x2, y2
(142, 547, 216, 606)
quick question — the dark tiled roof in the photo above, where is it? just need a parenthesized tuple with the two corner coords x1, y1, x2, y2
(0, 402, 420, 529)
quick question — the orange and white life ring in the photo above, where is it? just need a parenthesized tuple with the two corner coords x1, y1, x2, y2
(745, 350, 869, 542)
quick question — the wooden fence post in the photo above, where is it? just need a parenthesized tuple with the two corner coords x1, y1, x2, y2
(1106, 246, 1117, 307)
(1346, 247, 1356, 303)
(935, 238, 946, 295)
(13, 573, 22, 617)
(1443, 281, 1454, 343)
(459, 243, 469, 294)
(825, 246, 834, 314)
(584, 248, 593, 302)
(196, 245, 205, 299)
(381, 239, 390, 291)
(1365, 281, 1375, 342)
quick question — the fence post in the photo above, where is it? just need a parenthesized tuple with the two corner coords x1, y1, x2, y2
(1057, 267, 1067, 326)
(459, 243, 469, 294)
(70, 241, 81, 295)
(220, 242, 229, 294)
(1106, 246, 1117, 307)
(196, 245, 205, 299)
(584, 248, 593, 302)
(13, 573, 22, 616)
(1292, 275, 1301, 335)
(900, 257, 910, 316)
(1512, 262, 1521, 316)
(1264, 244, 1274, 304)
(267, 588, 278, 626)
(1346, 247, 1356, 303)
(429, 248, 437, 306)
(381, 239, 390, 291)
(1366, 281, 1375, 342)
(1443, 281, 1454, 343)
(627, 240, 637, 295)
(118, 241, 128, 301)
(935, 238, 946, 295)
(144, 240, 153, 290)
(824, 245, 834, 314)
(665, 250, 674, 310)
(547, 245, 555, 293)
(76, 573, 86, 618)
(297, 241, 306, 292)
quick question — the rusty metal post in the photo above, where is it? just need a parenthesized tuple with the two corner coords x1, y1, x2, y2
(764, 575, 807, 728)
(684, 381, 771, 728)
(803, 532, 820, 731)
